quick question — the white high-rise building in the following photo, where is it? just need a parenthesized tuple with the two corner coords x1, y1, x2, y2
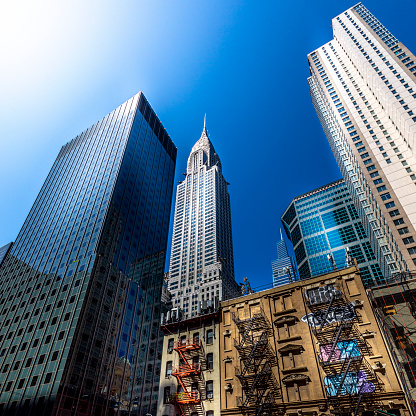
(168, 121, 239, 317)
(308, 3, 416, 277)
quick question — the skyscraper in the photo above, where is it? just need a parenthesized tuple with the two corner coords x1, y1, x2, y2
(282, 179, 383, 286)
(0, 93, 176, 415)
(0, 243, 12, 268)
(308, 3, 416, 277)
(271, 232, 298, 287)
(167, 120, 239, 318)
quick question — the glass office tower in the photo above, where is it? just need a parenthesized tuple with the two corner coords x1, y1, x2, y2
(0, 243, 12, 268)
(0, 92, 176, 416)
(308, 3, 416, 277)
(282, 179, 383, 286)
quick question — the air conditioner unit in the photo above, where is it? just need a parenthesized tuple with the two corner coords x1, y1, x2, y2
(207, 392, 213, 400)
(224, 383, 233, 391)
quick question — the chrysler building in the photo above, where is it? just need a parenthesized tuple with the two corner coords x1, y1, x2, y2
(168, 119, 239, 317)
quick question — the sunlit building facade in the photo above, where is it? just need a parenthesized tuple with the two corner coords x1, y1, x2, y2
(0, 93, 176, 415)
(308, 3, 416, 277)
(168, 121, 239, 318)
(282, 179, 383, 286)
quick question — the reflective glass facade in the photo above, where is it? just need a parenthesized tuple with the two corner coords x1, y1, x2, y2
(0, 92, 176, 415)
(271, 236, 298, 287)
(282, 179, 383, 287)
(0, 243, 12, 268)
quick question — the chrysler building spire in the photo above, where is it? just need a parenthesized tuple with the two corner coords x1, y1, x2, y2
(168, 123, 239, 318)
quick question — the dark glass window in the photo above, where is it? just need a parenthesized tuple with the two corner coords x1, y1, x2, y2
(206, 380, 214, 399)
(207, 353, 214, 370)
(44, 373, 52, 384)
(206, 329, 213, 344)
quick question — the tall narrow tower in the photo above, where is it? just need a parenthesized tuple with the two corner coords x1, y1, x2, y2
(168, 121, 239, 318)
(271, 232, 298, 287)
(308, 3, 416, 276)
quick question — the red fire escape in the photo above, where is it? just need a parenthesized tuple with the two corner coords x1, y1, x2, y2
(169, 337, 202, 416)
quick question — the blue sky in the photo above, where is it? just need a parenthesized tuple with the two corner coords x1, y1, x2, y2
(1, 0, 416, 289)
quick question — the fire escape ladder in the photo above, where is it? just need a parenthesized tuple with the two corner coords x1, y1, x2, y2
(242, 362, 271, 407)
(326, 322, 344, 363)
(335, 355, 353, 396)
(320, 293, 335, 330)
(240, 316, 255, 346)
(255, 392, 273, 416)
(241, 332, 267, 376)
(170, 338, 202, 411)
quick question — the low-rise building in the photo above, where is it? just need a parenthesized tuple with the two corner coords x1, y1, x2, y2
(158, 304, 221, 416)
(220, 264, 410, 416)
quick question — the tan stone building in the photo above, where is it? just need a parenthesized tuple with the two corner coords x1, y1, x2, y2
(157, 309, 221, 416)
(220, 265, 410, 416)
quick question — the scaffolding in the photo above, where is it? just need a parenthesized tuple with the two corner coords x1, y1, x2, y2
(169, 337, 204, 416)
(303, 283, 381, 416)
(233, 307, 279, 416)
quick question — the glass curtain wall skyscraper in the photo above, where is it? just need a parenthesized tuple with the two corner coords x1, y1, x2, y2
(282, 179, 383, 287)
(308, 3, 416, 277)
(167, 121, 239, 318)
(271, 232, 298, 287)
(0, 93, 176, 416)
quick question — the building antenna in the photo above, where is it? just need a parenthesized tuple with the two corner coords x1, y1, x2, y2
(203, 113, 207, 133)
(280, 228, 283, 241)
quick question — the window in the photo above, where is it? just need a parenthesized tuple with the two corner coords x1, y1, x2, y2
(403, 237, 415, 245)
(51, 351, 59, 361)
(398, 227, 409, 235)
(207, 353, 214, 370)
(206, 381, 214, 399)
(206, 412, 214, 416)
(389, 210, 400, 217)
(393, 218, 405, 226)
(38, 354, 46, 365)
(380, 193, 392, 201)
(166, 361, 172, 377)
(30, 376, 38, 387)
(206, 329, 213, 344)
(385, 202, 396, 209)
(167, 338, 174, 353)
(164, 387, 171, 404)
(377, 185, 387, 192)
(44, 373, 52, 384)
(17, 379, 25, 389)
